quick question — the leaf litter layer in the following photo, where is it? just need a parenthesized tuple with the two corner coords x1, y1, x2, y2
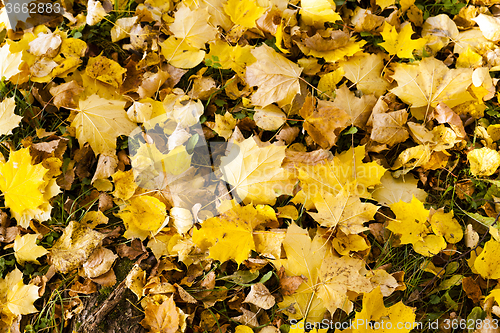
(1, 0, 500, 332)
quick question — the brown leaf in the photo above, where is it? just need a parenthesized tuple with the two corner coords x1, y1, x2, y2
(175, 284, 197, 304)
(462, 276, 482, 303)
(116, 239, 146, 260)
(243, 283, 276, 309)
(370, 110, 410, 146)
(277, 266, 305, 296)
(49, 81, 84, 109)
(432, 102, 467, 138)
(80, 246, 118, 278)
(69, 278, 98, 295)
(303, 30, 350, 51)
(300, 95, 350, 149)
(232, 307, 259, 328)
(140, 296, 179, 333)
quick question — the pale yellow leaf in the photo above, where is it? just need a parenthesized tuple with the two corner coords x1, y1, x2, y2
(0, 97, 22, 136)
(14, 234, 48, 265)
(71, 94, 137, 155)
(246, 44, 302, 108)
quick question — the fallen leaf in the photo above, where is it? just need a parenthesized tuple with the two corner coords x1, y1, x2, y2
(370, 109, 410, 146)
(246, 44, 302, 108)
(474, 239, 500, 279)
(192, 202, 275, 264)
(117, 195, 168, 240)
(140, 296, 180, 333)
(13, 234, 48, 265)
(379, 22, 427, 59)
(224, 0, 265, 28)
(50, 221, 106, 273)
(391, 57, 474, 113)
(220, 136, 294, 205)
(0, 268, 40, 317)
(243, 283, 275, 309)
(300, 95, 350, 149)
(70, 94, 137, 155)
(308, 189, 378, 235)
(340, 52, 389, 97)
(468, 147, 500, 176)
(0, 97, 22, 136)
(0, 148, 47, 216)
(372, 172, 427, 206)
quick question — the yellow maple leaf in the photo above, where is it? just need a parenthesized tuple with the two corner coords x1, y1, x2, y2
(343, 286, 416, 333)
(332, 84, 377, 129)
(86, 54, 127, 88)
(294, 145, 386, 207)
(379, 22, 427, 59)
(206, 41, 256, 76)
(370, 109, 410, 146)
(456, 46, 483, 68)
(390, 57, 474, 113)
(387, 197, 430, 245)
(0, 44, 23, 81)
(308, 190, 379, 235)
(429, 208, 463, 244)
(300, 0, 341, 27)
(467, 147, 500, 176)
(246, 44, 303, 108)
(13, 234, 48, 265)
(387, 197, 448, 256)
(340, 53, 389, 97)
(274, 224, 374, 323)
(0, 97, 22, 136)
(169, 5, 217, 49)
(0, 148, 47, 215)
(192, 202, 277, 264)
(224, 0, 266, 28)
(0, 268, 39, 318)
(332, 232, 370, 255)
(372, 172, 427, 206)
(220, 136, 295, 205)
(70, 94, 137, 155)
(213, 111, 237, 139)
(117, 195, 168, 240)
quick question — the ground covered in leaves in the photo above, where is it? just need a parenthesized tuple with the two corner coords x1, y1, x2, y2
(3, 0, 500, 332)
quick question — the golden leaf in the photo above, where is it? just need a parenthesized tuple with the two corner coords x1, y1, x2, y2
(70, 94, 137, 155)
(390, 57, 474, 113)
(192, 202, 276, 264)
(220, 136, 294, 205)
(246, 44, 302, 108)
(0, 97, 22, 136)
(117, 195, 168, 240)
(13, 234, 48, 265)
(0, 148, 47, 216)
(340, 53, 389, 97)
(308, 190, 378, 235)
(379, 22, 427, 59)
(224, 0, 266, 28)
